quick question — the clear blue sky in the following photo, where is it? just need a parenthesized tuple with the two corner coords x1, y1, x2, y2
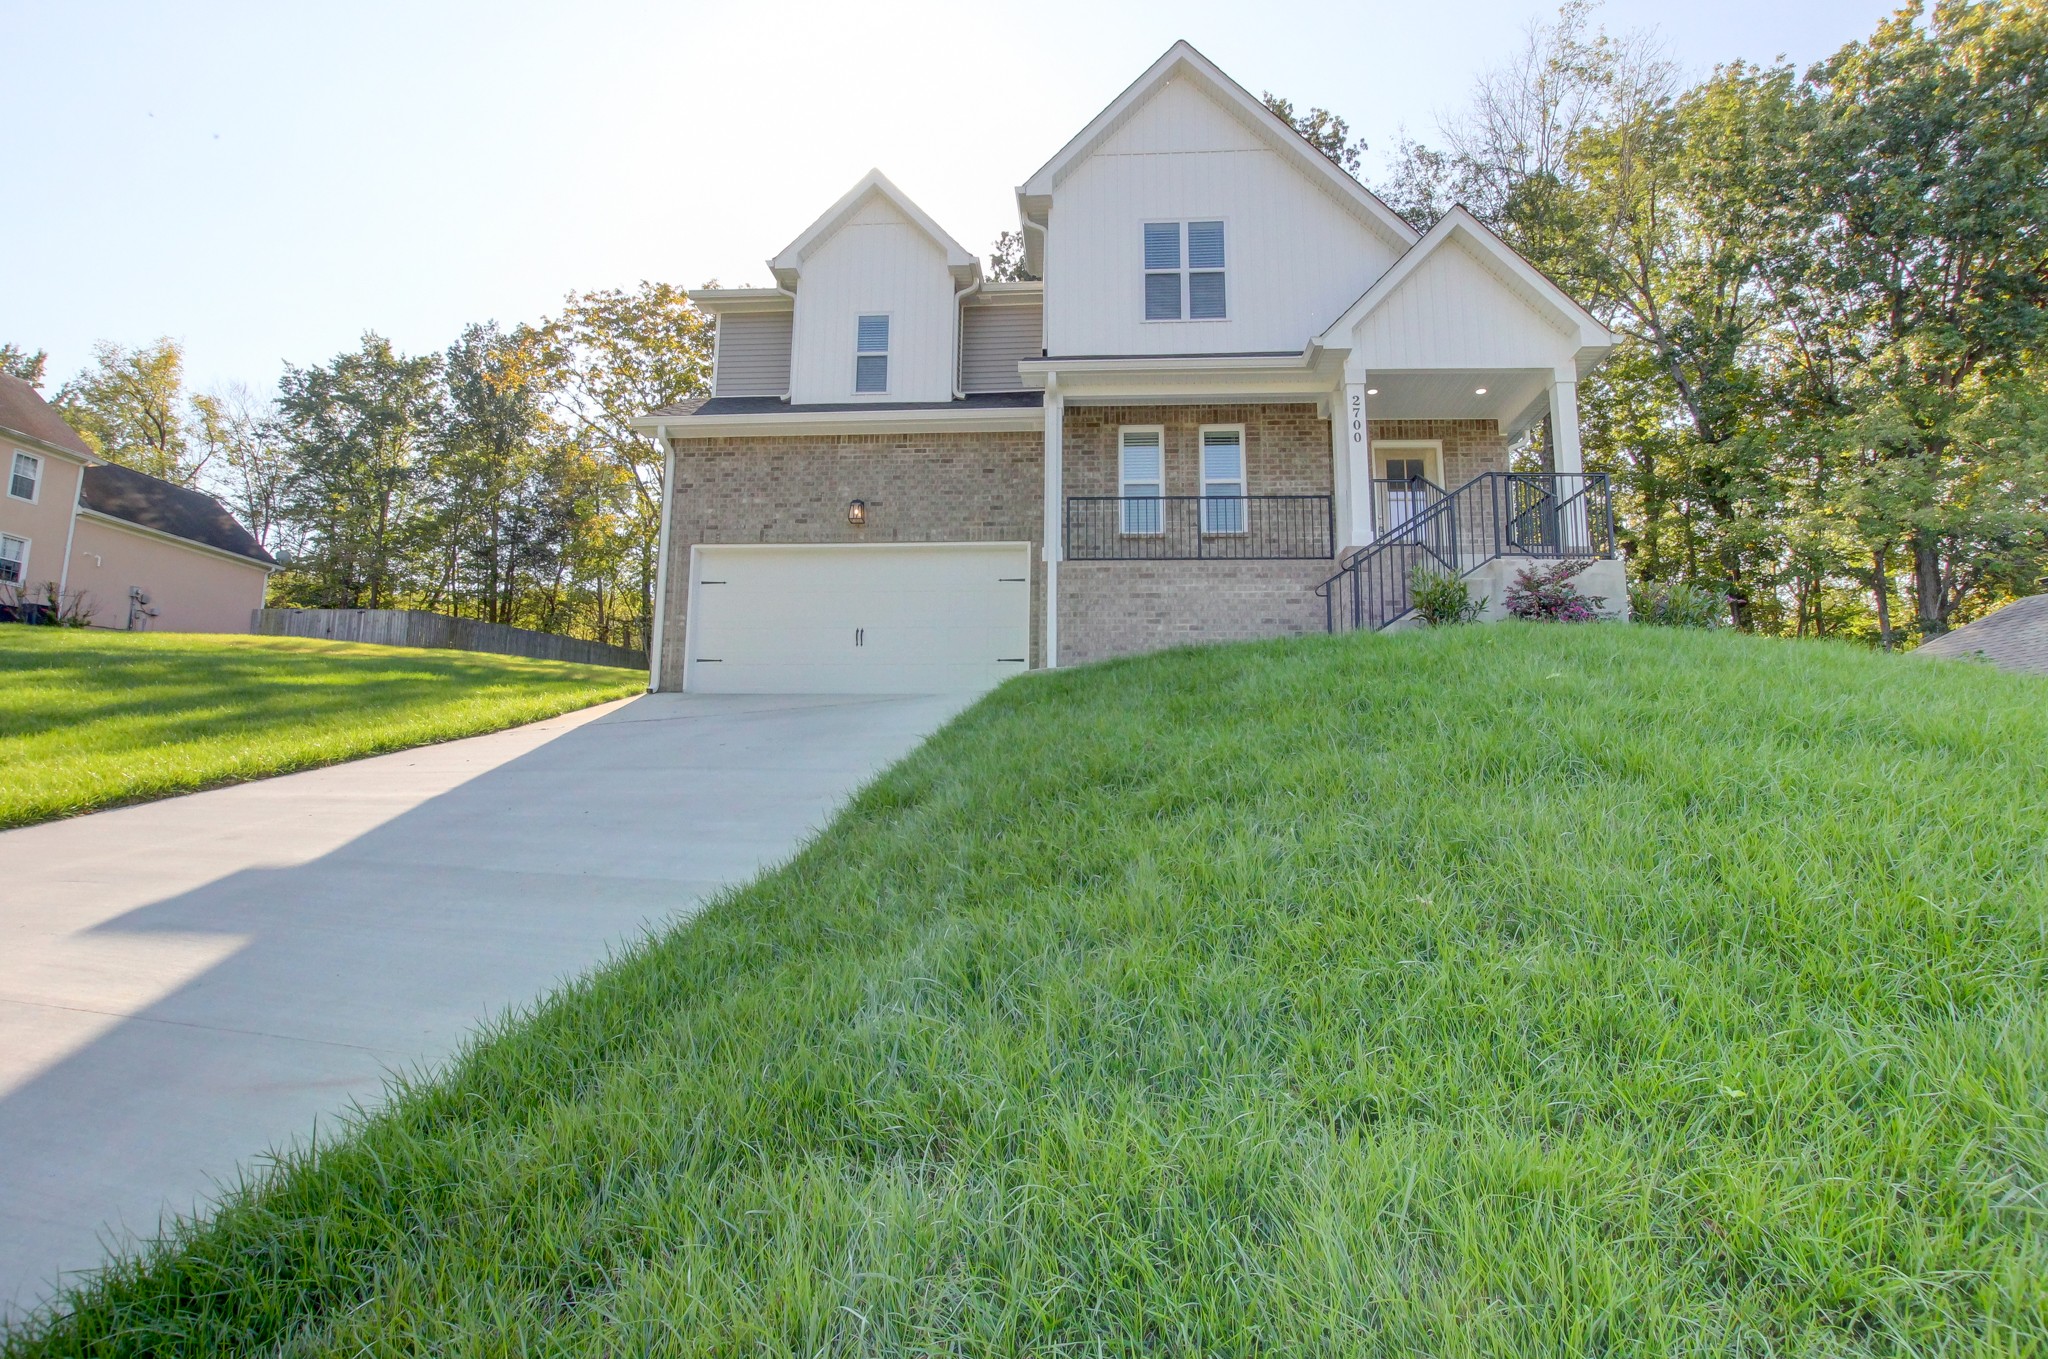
(6, 0, 1901, 396)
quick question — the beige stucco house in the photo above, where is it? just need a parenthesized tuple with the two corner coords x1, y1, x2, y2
(0, 374, 275, 632)
(634, 41, 1624, 695)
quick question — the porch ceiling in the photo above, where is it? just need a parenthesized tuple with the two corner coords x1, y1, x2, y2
(1362, 368, 1552, 433)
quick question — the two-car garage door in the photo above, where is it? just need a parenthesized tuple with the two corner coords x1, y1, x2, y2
(684, 543, 1031, 694)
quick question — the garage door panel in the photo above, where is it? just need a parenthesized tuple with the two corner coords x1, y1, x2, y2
(688, 544, 1030, 694)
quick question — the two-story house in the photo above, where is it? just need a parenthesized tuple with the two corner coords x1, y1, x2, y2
(635, 41, 1622, 694)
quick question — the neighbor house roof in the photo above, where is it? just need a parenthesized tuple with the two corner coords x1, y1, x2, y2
(79, 462, 276, 566)
(1915, 594, 2048, 677)
(0, 374, 96, 461)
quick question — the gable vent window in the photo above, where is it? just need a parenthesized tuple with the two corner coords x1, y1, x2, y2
(1142, 220, 1227, 321)
(854, 314, 890, 394)
(9, 450, 40, 502)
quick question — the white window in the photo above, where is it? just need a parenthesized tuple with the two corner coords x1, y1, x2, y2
(1142, 220, 1227, 321)
(1119, 427, 1164, 535)
(0, 533, 27, 584)
(854, 314, 890, 394)
(9, 450, 40, 503)
(1200, 426, 1246, 534)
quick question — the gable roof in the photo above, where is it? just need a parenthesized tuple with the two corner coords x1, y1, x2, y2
(1915, 594, 2048, 676)
(1318, 206, 1617, 362)
(1016, 41, 1419, 255)
(0, 374, 95, 460)
(80, 462, 276, 566)
(769, 169, 979, 291)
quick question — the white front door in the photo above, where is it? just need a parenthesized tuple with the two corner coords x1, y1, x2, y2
(685, 543, 1031, 694)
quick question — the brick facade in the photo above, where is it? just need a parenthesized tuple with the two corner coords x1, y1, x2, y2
(1059, 559, 1334, 664)
(1368, 418, 1510, 489)
(1062, 403, 1332, 497)
(656, 429, 1045, 688)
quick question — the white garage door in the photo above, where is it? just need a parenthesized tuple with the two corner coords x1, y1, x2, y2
(686, 543, 1031, 694)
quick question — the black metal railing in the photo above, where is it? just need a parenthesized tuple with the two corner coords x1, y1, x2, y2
(1316, 472, 1615, 633)
(1065, 495, 1335, 561)
(1372, 476, 1446, 539)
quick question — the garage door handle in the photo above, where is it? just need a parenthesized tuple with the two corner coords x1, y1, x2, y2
(854, 627, 864, 647)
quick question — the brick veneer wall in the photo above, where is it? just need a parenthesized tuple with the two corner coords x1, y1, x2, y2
(1062, 403, 1332, 497)
(656, 429, 1044, 688)
(1368, 419, 1510, 489)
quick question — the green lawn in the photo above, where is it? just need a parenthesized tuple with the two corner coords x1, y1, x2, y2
(9, 625, 2047, 1355)
(0, 630, 645, 829)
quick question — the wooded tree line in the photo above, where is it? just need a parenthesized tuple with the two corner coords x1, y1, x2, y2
(12, 1, 2040, 650)
(1342, 0, 2048, 643)
(7, 289, 710, 650)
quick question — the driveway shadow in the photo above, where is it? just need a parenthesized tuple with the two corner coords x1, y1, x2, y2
(0, 691, 966, 1320)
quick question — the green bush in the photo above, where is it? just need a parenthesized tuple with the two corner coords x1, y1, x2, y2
(1409, 565, 1486, 625)
(1628, 578, 1727, 628)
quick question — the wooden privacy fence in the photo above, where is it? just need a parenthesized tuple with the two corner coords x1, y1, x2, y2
(252, 609, 646, 671)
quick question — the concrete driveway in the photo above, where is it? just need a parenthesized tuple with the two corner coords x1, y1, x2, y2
(0, 691, 964, 1321)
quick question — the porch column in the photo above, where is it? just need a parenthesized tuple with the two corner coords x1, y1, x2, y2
(1042, 379, 1064, 668)
(646, 424, 673, 692)
(1339, 375, 1375, 546)
(1550, 372, 1590, 545)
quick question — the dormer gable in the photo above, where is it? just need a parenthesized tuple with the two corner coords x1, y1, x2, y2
(771, 169, 979, 292)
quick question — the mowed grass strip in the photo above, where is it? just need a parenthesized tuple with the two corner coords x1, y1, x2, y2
(0, 630, 645, 828)
(9, 625, 2048, 1355)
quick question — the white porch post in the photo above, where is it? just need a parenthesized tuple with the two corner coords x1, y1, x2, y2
(645, 424, 673, 692)
(1042, 379, 1064, 668)
(1549, 372, 1590, 545)
(1340, 374, 1375, 546)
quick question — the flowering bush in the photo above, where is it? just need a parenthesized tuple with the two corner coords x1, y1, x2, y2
(1503, 559, 1607, 622)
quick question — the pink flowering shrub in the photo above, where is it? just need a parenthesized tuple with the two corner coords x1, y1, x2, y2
(1503, 559, 1607, 622)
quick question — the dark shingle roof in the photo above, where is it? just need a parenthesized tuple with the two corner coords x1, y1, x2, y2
(0, 374, 95, 457)
(1915, 594, 2048, 676)
(79, 462, 275, 566)
(649, 391, 1043, 418)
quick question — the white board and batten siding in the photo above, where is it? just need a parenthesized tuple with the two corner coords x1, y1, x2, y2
(960, 298, 1043, 392)
(1347, 238, 1580, 372)
(712, 311, 793, 397)
(685, 543, 1031, 694)
(1043, 76, 1406, 358)
(787, 195, 959, 404)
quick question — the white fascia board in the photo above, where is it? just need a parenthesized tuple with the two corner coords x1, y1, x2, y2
(769, 169, 980, 289)
(684, 288, 794, 315)
(1015, 40, 1418, 253)
(629, 408, 1043, 438)
(1319, 207, 1619, 357)
(75, 507, 277, 573)
(1017, 346, 1340, 388)
(0, 426, 97, 467)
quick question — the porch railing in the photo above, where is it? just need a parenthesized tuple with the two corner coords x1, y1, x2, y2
(1065, 495, 1335, 561)
(1317, 472, 1615, 632)
(1372, 476, 1446, 538)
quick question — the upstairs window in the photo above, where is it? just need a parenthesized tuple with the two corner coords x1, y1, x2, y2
(854, 314, 890, 394)
(1118, 427, 1164, 535)
(1142, 220, 1227, 321)
(9, 450, 41, 502)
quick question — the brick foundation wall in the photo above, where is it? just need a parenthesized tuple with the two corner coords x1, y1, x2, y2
(656, 429, 1044, 688)
(1059, 559, 1334, 664)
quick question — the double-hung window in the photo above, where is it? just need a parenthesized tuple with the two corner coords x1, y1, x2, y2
(0, 533, 27, 584)
(854, 314, 890, 394)
(1142, 220, 1227, 321)
(9, 450, 40, 502)
(1200, 426, 1246, 534)
(1118, 427, 1164, 535)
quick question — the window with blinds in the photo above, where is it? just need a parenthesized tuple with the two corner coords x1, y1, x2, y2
(1200, 426, 1246, 534)
(1142, 220, 1226, 321)
(1119, 427, 1164, 535)
(854, 314, 890, 393)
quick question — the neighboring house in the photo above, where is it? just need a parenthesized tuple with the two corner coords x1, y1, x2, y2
(635, 41, 1623, 695)
(0, 373, 275, 632)
(1915, 595, 2048, 677)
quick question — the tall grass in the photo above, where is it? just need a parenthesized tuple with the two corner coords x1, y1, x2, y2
(0, 631, 644, 828)
(8, 625, 2045, 1355)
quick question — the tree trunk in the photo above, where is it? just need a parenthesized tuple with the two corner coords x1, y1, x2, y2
(1872, 546, 1894, 652)
(1912, 529, 1947, 637)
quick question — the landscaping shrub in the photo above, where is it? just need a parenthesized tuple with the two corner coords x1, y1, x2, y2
(1408, 564, 1486, 625)
(1504, 558, 1606, 621)
(1628, 578, 1727, 628)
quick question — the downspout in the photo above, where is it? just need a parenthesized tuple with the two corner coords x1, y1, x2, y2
(645, 424, 673, 692)
(951, 273, 981, 400)
(57, 458, 85, 598)
(774, 280, 797, 401)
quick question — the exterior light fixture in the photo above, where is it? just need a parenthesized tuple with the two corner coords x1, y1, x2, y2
(1365, 387, 1379, 396)
(1474, 386, 1488, 395)
(846, 499, 867, 527)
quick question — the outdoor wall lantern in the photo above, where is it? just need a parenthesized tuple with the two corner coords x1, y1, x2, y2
(846, 499, 868, 527)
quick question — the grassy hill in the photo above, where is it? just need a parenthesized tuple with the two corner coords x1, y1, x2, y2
(8, 625, 2045, 1355)
(0, 631, 644, 828)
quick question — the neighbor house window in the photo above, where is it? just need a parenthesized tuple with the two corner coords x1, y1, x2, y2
(1142, 220, 1226, 321)
(1200, 426, 1245, 534)
(9, 451, 40, 502)
(0, 533, 27, 584)
(1119, 427, 1164, 535)
(854, 314, 890, 393)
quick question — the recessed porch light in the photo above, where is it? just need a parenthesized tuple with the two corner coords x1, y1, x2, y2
(1474, 387, 1488, 395)
(1365, 388, 1378, 396)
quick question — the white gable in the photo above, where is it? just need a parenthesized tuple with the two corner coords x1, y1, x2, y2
(787, 190, 962, 404)
(1350, 238, 1581, 371)
(1094, 74, 1267, 158)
